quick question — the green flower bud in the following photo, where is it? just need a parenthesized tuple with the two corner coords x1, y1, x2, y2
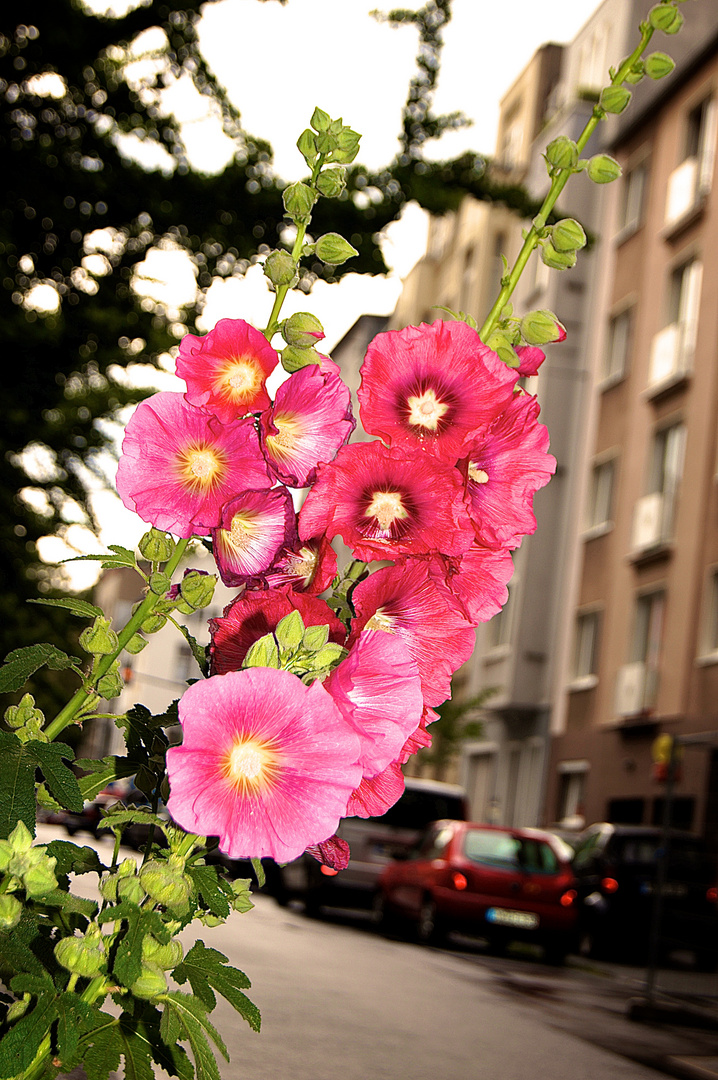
(303, 624, 330, 652)
(140, 612, 166, 634)
(0, 895, 22, 930)
(281, 345, 322, 372)
(4, 693, 43, 730)
(485, 330, 520, 367)
(179, 569, 216, 610)
(283, 182, 316, 222)
(648, 4, 684, 33)
(23, 860, 57, 897)
(149, 571, 171, 596)
(99, 873, 118, 902)
(297, 128, 318, 166)
(230, 878, 255, 914)
(124, 633, 147, 655)
(9, 821, 33, 854)
(264, 250, 298, 289)
(138, 528, 176, 563)
(131, 962, 168, 999)
(282, 312, 325, 348)
(600, 86, 632, 114)
(540, 240, 577, 271)
(644, 51, 676, 79)
(550, 218, 587, 253)
(275, 610, 305, 655)
(5, 993, 30, 1023)
(545, 136, 579, 170)
(330, 127, 361, 164)
(624, 60, 645, 84)
(316, 167, 346, 198)
(0, 839, 13, 872)
(139, 860, 191, 914)
(586, 153, 622, 184)
(80, 616, 119, 656)
(312, 642, 347, 670)
(117, 874, 145, 906)
(54, 930, 107, 977)
(520, 309, 567, 346)
(142, 935, 183, 970)
(314, 233, 358, 266)
(310, 107, 332, 133)
(97, 660, 123, 700)
(242, 632, 280, 670)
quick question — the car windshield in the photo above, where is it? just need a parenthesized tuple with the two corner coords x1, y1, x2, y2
(376, 789, 466, 829)
(463, 830, 559, 873)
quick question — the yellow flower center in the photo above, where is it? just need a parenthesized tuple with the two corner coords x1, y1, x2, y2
(265, 413, 304, 463)
(365, 608, 395, 633)
(468, 463, 489, 484)
(365, 490, 408, 530)
(406, 388, 449, 431)
(217, 356, 263, 402)
(224, 736, 279, 794)
(285, 545, 318, 586)
(176, 442, 226, 491)
(229, 511, 260, 551)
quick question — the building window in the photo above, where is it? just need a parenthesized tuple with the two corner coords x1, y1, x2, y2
(648, 260, 702, 389)
(556, 761, 588, 827)
(702, 568, 718, 657)
(486, 582, 514, 650)
(571, 612, 600, 685)
(632, 423, 685, 551)
(651, 796, 695, 831)
(586, 458, 615, 531)
(619, 163, 647, 233)
(665, 97, 716, 224)
(603, 308, 633, 384)
(631, 589, 665, 708)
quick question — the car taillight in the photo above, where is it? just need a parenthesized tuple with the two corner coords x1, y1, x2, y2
(707, 886, 718, 904)
(560, 889, 577, 907)
(452, 872, 468, 891)
(601, 877, 619, 894)
(320, 865, 338, 877)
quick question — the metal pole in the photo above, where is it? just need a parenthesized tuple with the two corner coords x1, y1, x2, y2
(644, 742, 677, 1007)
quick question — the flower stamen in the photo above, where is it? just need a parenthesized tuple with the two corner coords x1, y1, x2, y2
(406, 388, 449, 432)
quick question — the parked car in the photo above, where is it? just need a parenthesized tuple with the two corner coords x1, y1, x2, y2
(374, 820, 579, 963)
(275, 777, 468, 914)
(571, 823, 718, 969)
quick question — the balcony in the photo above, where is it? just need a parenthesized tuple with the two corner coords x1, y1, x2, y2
(631, 492, 672, 556)
(664, 157, 703, 229)
(647, 322, 692, 394)
(614, 661, 658, 718)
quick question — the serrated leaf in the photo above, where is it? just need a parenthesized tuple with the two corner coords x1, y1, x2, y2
(97, 808, 167, 831)
(160, 998, 181, 1045)
(161, 991, 227, 1080)
(0, 994, 58, 1079)
(45, 840, 105, 884)
(173, 941, 259, 1032)
(186, 865, 230, 919)
(81, 1016, 123, 1080)
(0, 644, 80, 694)
(114, 908, 163, 988)
(116, 1023, 156, 1080)
(26, 740, 82, 812)
(0, 926, 45, 977)
(28, 597, 103, 620)
(76, 755, 138, 801)
(55, 993, 96, 1066)
(10, 971, 55, 997)
(175, 622, 208, 676)
(0, 732, 36, 838)
(38, 889, 98, 917)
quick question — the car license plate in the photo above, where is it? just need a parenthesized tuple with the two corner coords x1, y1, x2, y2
(486, 907, 539, 929)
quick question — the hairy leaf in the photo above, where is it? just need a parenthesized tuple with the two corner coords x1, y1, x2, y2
(45, 839, 105, 880)
(0, 994, 58, 1079)
(173, 941, 259, 1032)
(81, 1016, 123, 1080)
(26, 740, 82, 812)
(186, 865, 231, 919)
(161, 991, 228, 1080)
(0, 644, 80, 694)
(0, 732, 36, 838)
(75, 755, 139, 801)
(55, 993, 96, 1067)
(28, 597, 104, 620)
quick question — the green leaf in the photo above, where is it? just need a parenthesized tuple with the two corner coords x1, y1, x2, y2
(76, 755, 138, 801)
(0, 644, 81, 694)
(186, 865, 230, 919)
(55, 993, 96, 1067)
(37, 888, 98, 917)
(0, 994, 58, 1079)
(175, 621, 208, 675)
(173, 941, 259, 1032)
(26, 740, 82, 812)
(116, 1022, 156, 1080)
(81, 1015, 123, 1080)
(64, 546, 137, 570)
(0, 732, 36, 838)
(251, 856, 266, 889)
(161, 991, 227, 1080)
(97, 808, 167, 832)
(28, 597, 103, 620)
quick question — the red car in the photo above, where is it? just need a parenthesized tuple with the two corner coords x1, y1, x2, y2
(374, 820, 579, 964)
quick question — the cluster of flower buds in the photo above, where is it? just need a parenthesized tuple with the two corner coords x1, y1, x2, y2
(0, 822, 58, 928)
(4, 692, 47, 744)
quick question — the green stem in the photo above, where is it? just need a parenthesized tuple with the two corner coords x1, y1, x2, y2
(45, 537, 190, 742)
(262, 155, 326, 341)
(479, 22, 654, 342)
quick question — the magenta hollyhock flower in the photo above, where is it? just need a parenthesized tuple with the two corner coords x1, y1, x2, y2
(298, 440, 474, 562)
(260, 535, 338, 595)
(515, 346, 545, 376)
(426, 544, 515, 624)
(324, 630, 424, 779)
(398, 706, 437, 763)
(259, 364, 355, 487)
(116, 392, 271, 538)
(346, 761, 405, 819)
(165, 668, 362, 863)
(209, 586, 346, 675)
(348, 560, 476, 707)
(358, 321, 516, 462)
(211, 487, 297, 588)
(176, 318, 279, 422)
(461, 392, 556, 550)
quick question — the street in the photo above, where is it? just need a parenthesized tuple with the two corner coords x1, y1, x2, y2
(36, 827, 718, 1080)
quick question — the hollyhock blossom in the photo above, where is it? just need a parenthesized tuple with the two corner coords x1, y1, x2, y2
(346, 761, 406, 819)
(427, 545, 515, 624)
(298, 440, 474, 562)
(260, 535, 337, 595)
(165, 668, 362, 863)
(348, 560, 476, 707)
(211, 487, 297, 587)
(116, 392, 271, 538)
(515, 346, 546, 377)
(305, 835, 350, 870)
(324, 630, 424, 778)
(176, 318, 279, 422)
(259, 364, 355, 487)
(399, 706, 438, 763)
(210, 586, 346, 675)
(358, 320, 516, 462)
(461, 391, 556, 550)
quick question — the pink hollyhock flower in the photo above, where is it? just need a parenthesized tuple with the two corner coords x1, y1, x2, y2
(298, 440, 474, 562)
(211, 487, 297, 588)
(461, 392, 556, 550)
(210, 586, 346, 675)
(165, 668, 362, 863)
(358, 321, 516, 462)
(346, 761, 405, 819)
(260, 535, 338, 595)
(259, 364, 355, 487)
(305, 835, 350, 870)
(398, 706, 437, 763)
(324, 630, 424, 778)
(348, 560, 476, 707)
(176, 318, 279, 422)
(426, 545, 515, 624)
(116, 392, 271, 538)
(515, 346, 546, 377)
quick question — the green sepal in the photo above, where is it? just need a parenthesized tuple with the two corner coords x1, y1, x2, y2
(242, 632, 280, 669)
(275, 610, 305, 654)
